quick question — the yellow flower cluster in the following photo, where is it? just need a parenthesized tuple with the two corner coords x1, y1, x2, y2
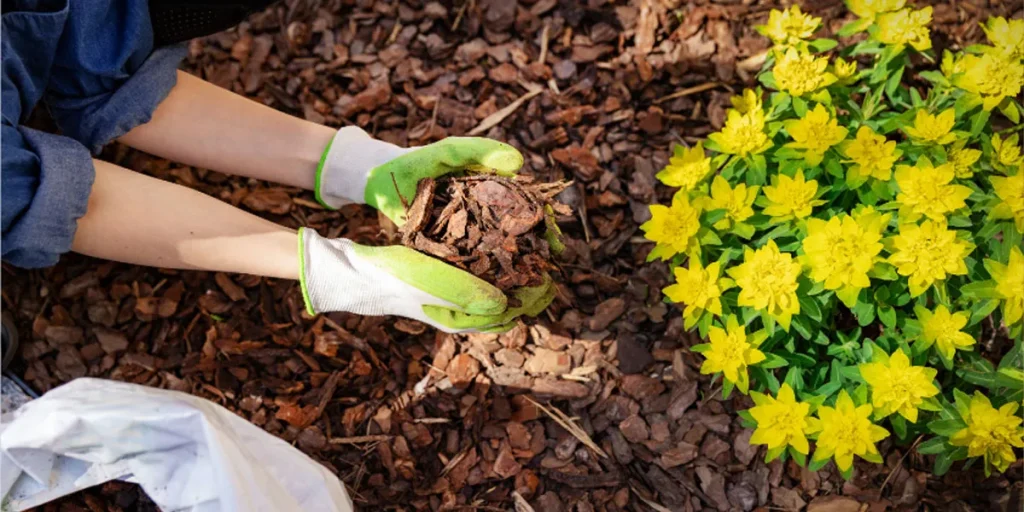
(985, 246, 1024, 326)
(990, 173, 1024, 234)
(875, 7, 933, 51)
(917, 305, 976, 361)
(951, 393, 1024, 475)
(841, 126, 901, 184)
(903, 109, 956, 145)
(756, 5, 821, 51)
(802, 209, 890, 307)
(888, 220, 973, 297)
(728, 241, 803, 330)
(893, 159, 972, 222)
(656, 143, 712, 191)
(664, 259, 731, 329)
(641, 193, 702, 261)
(702, 176, 758, 230)
(773, 48, 837, 97)
(859, 350, 939, 423)
(784, 104, 848, 166)
(945, 17, 1024, 111)
(708, 108, 772, 157)
(762, 169, 825, 222)
(696, 315, 766, 393)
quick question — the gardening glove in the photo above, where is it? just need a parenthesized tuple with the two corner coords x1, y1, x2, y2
(299, 228, 556, 333)
(315, 126, 523, 224)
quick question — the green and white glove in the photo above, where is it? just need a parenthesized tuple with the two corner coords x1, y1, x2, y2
(315, 126, 523, 224)
(298, 228, 555, 333)
(303, 127, 552, 332)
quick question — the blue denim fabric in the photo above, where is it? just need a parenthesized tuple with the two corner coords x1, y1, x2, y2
(1, 0, 187, 268)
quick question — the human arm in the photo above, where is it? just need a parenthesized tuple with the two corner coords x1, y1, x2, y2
(68, 161, 549, 332)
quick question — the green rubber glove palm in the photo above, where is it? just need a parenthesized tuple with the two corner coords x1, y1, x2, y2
(315, 127, 522, 225)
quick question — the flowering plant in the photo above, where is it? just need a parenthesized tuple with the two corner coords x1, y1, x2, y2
(645, 1, 1024, 478)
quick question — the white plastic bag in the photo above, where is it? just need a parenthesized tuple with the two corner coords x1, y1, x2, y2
(0, 378, 353, 511)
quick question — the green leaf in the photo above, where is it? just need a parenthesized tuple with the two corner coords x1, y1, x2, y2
(792, 96, 809, 117)
(918, 70, 949, 87)
(838, 18, 872, 37)
(934, 451, 955, 476)
(732, 222, 756, 240)
(761, 353, 790, 369)
(853, 300, 876, 326)
(791, 315, 813, 339)
(970, 110, 991, 138)
(808, 454, 830, 472)
(891, 414, 908, 440)
(878, 305, 897, 329)
(766, 445, 786, 463)
(999, 99, 1021, 124)
(885, 65, 905, 101)
(799, 295, 823, 323)
(810, 38, 839, 52)
(917, 436, 949, 455)
(759, 71, 778, 90)
(928, 419, 967, 437)
(969, 299, 1000, 327)
(960, 281, 1000, 300)
(790, 448, 807, 467)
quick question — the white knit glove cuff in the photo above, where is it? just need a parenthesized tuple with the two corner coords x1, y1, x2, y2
(316, 127, 415, 209)
(299, 229, 465, 331)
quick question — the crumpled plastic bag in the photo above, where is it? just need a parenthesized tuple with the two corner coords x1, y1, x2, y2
(0, 378, 353, 511)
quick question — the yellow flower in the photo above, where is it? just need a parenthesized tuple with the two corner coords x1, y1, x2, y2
(917, 305, 975, 360)
(773, 48, 838, 97)
(802, 209, 890, 307)
(833, 57, 858, 84)
(727, 240, 802, 330)
(903, 109, 957, 145)
(840, 126, 901, 183)
(704, 175, 758, 229)
(641, 192, 703, 261)
(783, 104, 849, 166)
(982, 16, 1024, 61)
(756, 6, 821, 50)
(954, 52, 1024, 111)
(762, 169, 825, 221)
(990, 173, 1024, 234)
(951, 393, 1024, 476)
(698, 315, 765, 393)
(809, 390, 890, 473)
(875, 7, 933, 51)
(948, 142, 983, 179)
(992, 133, 1023, 168)
(941, 50, 965, 79)
(985, 246, 1024, 326)
(657, 142, 713, 190)
(664, 259, 731, 329)
(708, 109, 773, 157)
(894, 159, 972, 221)
(731, 88, 763, 115)
(888, 220, 973, 297)
(749, 383, 814, 455)
(847, 0, 905, 21)
(859, 350, 939, 423)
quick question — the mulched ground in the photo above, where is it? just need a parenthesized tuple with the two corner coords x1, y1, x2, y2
(5, 0, 1023, 510)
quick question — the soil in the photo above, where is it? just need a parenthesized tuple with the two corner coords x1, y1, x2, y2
(5, 0, 1023, 511)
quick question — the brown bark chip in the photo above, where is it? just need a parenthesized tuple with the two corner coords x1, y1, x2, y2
(399, 175, 570, 293)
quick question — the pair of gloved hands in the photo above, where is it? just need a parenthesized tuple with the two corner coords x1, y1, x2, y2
(301, 127, 555, 333)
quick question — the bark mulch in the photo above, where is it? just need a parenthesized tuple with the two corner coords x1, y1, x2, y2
(4, 0, 1022, 510)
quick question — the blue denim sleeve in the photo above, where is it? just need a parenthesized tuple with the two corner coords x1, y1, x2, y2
(1, 122, 95, 268)
(45, 0, 187, 153)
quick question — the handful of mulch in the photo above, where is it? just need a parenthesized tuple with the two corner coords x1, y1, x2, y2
(399, 174, 572, 294)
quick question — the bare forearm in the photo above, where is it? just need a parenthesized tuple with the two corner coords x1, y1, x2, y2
(118, 71, 335, 190)
(72, 160, 299, 279)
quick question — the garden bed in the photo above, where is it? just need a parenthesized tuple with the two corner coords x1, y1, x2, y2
(5, 0, 1022, 511)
